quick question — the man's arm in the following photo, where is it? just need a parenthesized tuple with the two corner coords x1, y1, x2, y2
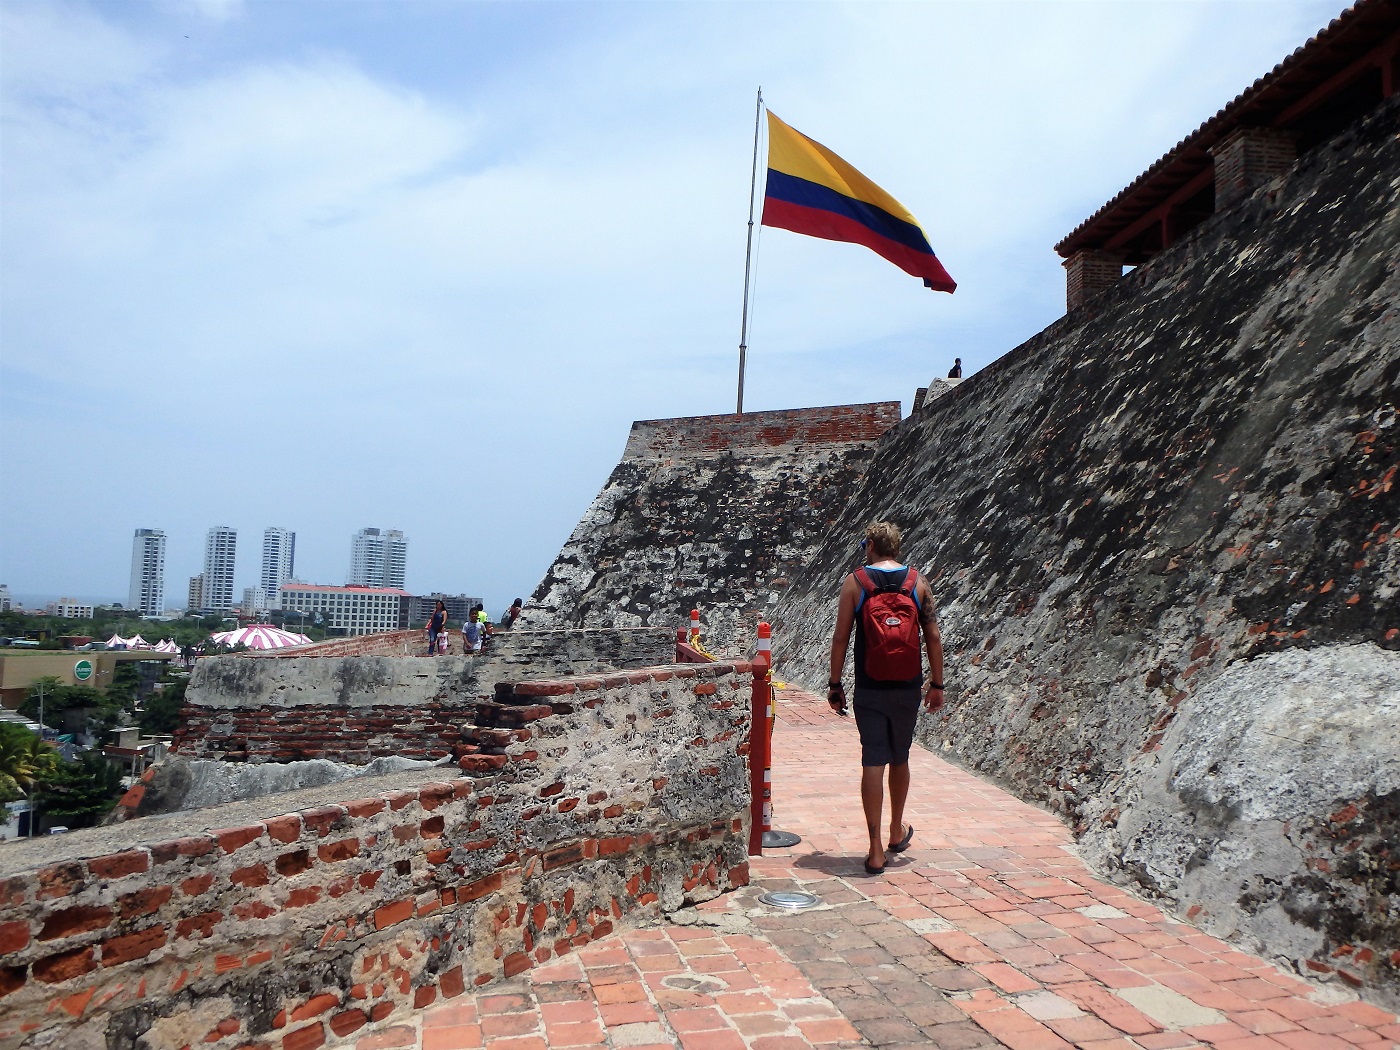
(828, 574, 859, 708)
(918, 578, 944, 712)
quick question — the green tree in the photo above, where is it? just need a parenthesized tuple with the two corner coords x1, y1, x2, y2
(20, 678, 126, 736)
(105, 663, 141, 711)
(140, 675, 186, 735)
(0, 723, 61, 804)
(33, 753, 124, 829)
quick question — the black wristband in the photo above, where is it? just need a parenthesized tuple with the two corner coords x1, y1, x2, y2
(929, 682, 944, 690)
(828, 681, 843, 690)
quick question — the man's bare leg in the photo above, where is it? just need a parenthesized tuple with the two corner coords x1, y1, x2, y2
(887, 762, 911, 847)
(861, 765, 887, 868)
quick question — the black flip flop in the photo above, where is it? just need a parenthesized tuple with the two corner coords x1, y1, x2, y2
(888, 824, 915, 854)
(863, 857, 886, 875)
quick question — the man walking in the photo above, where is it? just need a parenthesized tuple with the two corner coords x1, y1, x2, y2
(828, 521, 944, 874)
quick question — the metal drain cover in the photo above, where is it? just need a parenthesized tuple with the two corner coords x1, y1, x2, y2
(762, 830, 802, 848)
(757, 890, 821, 910)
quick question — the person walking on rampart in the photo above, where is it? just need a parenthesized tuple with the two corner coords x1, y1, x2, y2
(426, 600, 447, 657)
(827, 521, 944, 875)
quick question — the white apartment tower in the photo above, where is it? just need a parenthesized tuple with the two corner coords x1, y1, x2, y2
(128, 528, 166, 617)
(260, 527, 296, 609)
(202, 526, 237, 611)
(348, 528, 408, 590)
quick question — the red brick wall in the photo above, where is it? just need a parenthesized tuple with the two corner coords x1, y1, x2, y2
(623, 402, 901, 460)
(253, 630, 423, 659)
(1063, 248, 1125, 311)
(1210, 126, 1297, 209)
(170, 701, 466, 763)
(0, 662, 754, 1048)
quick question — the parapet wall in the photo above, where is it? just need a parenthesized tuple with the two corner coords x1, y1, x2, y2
(173, 628, 676, 765)
(264, 630, 421, 659)
(0, 662, 752, 1049)
(622, 402, 901, 459)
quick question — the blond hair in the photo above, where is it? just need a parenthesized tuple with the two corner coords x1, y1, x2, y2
(864, 521, 902, 559)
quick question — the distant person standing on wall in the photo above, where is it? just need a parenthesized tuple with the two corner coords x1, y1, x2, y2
(827, 521, 944, 875)
(500, 598, 523, 628)
(426, 600, 447, 657)
(947, 358, 962, 378)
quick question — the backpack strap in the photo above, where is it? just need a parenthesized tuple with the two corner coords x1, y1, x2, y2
(855, 566, 922, 612)
(853, 567, 875, 612)
(902, 567, 921, 612)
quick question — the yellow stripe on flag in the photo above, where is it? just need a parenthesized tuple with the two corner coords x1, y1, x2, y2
(766, 112, 921, 227)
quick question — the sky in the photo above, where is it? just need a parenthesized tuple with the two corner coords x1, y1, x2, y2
(0, 0, 1345, 617)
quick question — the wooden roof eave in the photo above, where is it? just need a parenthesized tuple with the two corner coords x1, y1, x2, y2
(1055, 0, 1399, 259)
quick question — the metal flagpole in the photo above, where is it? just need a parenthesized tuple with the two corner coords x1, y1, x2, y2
(736, 87, 764, 414)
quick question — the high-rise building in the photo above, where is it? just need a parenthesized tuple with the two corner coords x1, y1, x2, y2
(202, 527, 237, 612)
(128, 529, 166, 617)
(260, 528, 296, 610)
(348, 528, 407, 590)
(187, 575, 205, 612)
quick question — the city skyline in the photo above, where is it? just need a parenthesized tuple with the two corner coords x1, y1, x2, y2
(7, 521, 460, 616)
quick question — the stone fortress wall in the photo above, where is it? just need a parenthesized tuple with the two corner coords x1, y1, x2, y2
(0, 661, 754, 1049)
(523, 402, 902, 654)
(528, 96, 1400, 1002)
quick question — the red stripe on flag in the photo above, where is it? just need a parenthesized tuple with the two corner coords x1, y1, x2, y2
(763, 198, 956, 292)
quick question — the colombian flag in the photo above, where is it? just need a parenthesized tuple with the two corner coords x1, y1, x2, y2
(762, 112, 956, 292)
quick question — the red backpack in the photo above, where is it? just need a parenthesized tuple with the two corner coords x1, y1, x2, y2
(855, 567, 922, 681)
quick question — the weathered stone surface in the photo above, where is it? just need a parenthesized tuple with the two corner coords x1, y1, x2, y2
(124, 754, 443, 815)
(175, 628, 677, 765)
(1080, 643, 1400, 999)
(191, 627, 675, 710)
(523, 404, 901, 655)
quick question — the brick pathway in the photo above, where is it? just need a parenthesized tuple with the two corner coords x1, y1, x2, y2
(360, 688, 1398, 1050)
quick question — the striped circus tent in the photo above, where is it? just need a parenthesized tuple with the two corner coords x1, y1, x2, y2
(208, 624, 312, 650)
(153, 639, 180, 654)
(104, 634, 130, 649)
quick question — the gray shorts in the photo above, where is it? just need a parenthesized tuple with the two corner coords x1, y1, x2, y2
(853, 684, 921, 767)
